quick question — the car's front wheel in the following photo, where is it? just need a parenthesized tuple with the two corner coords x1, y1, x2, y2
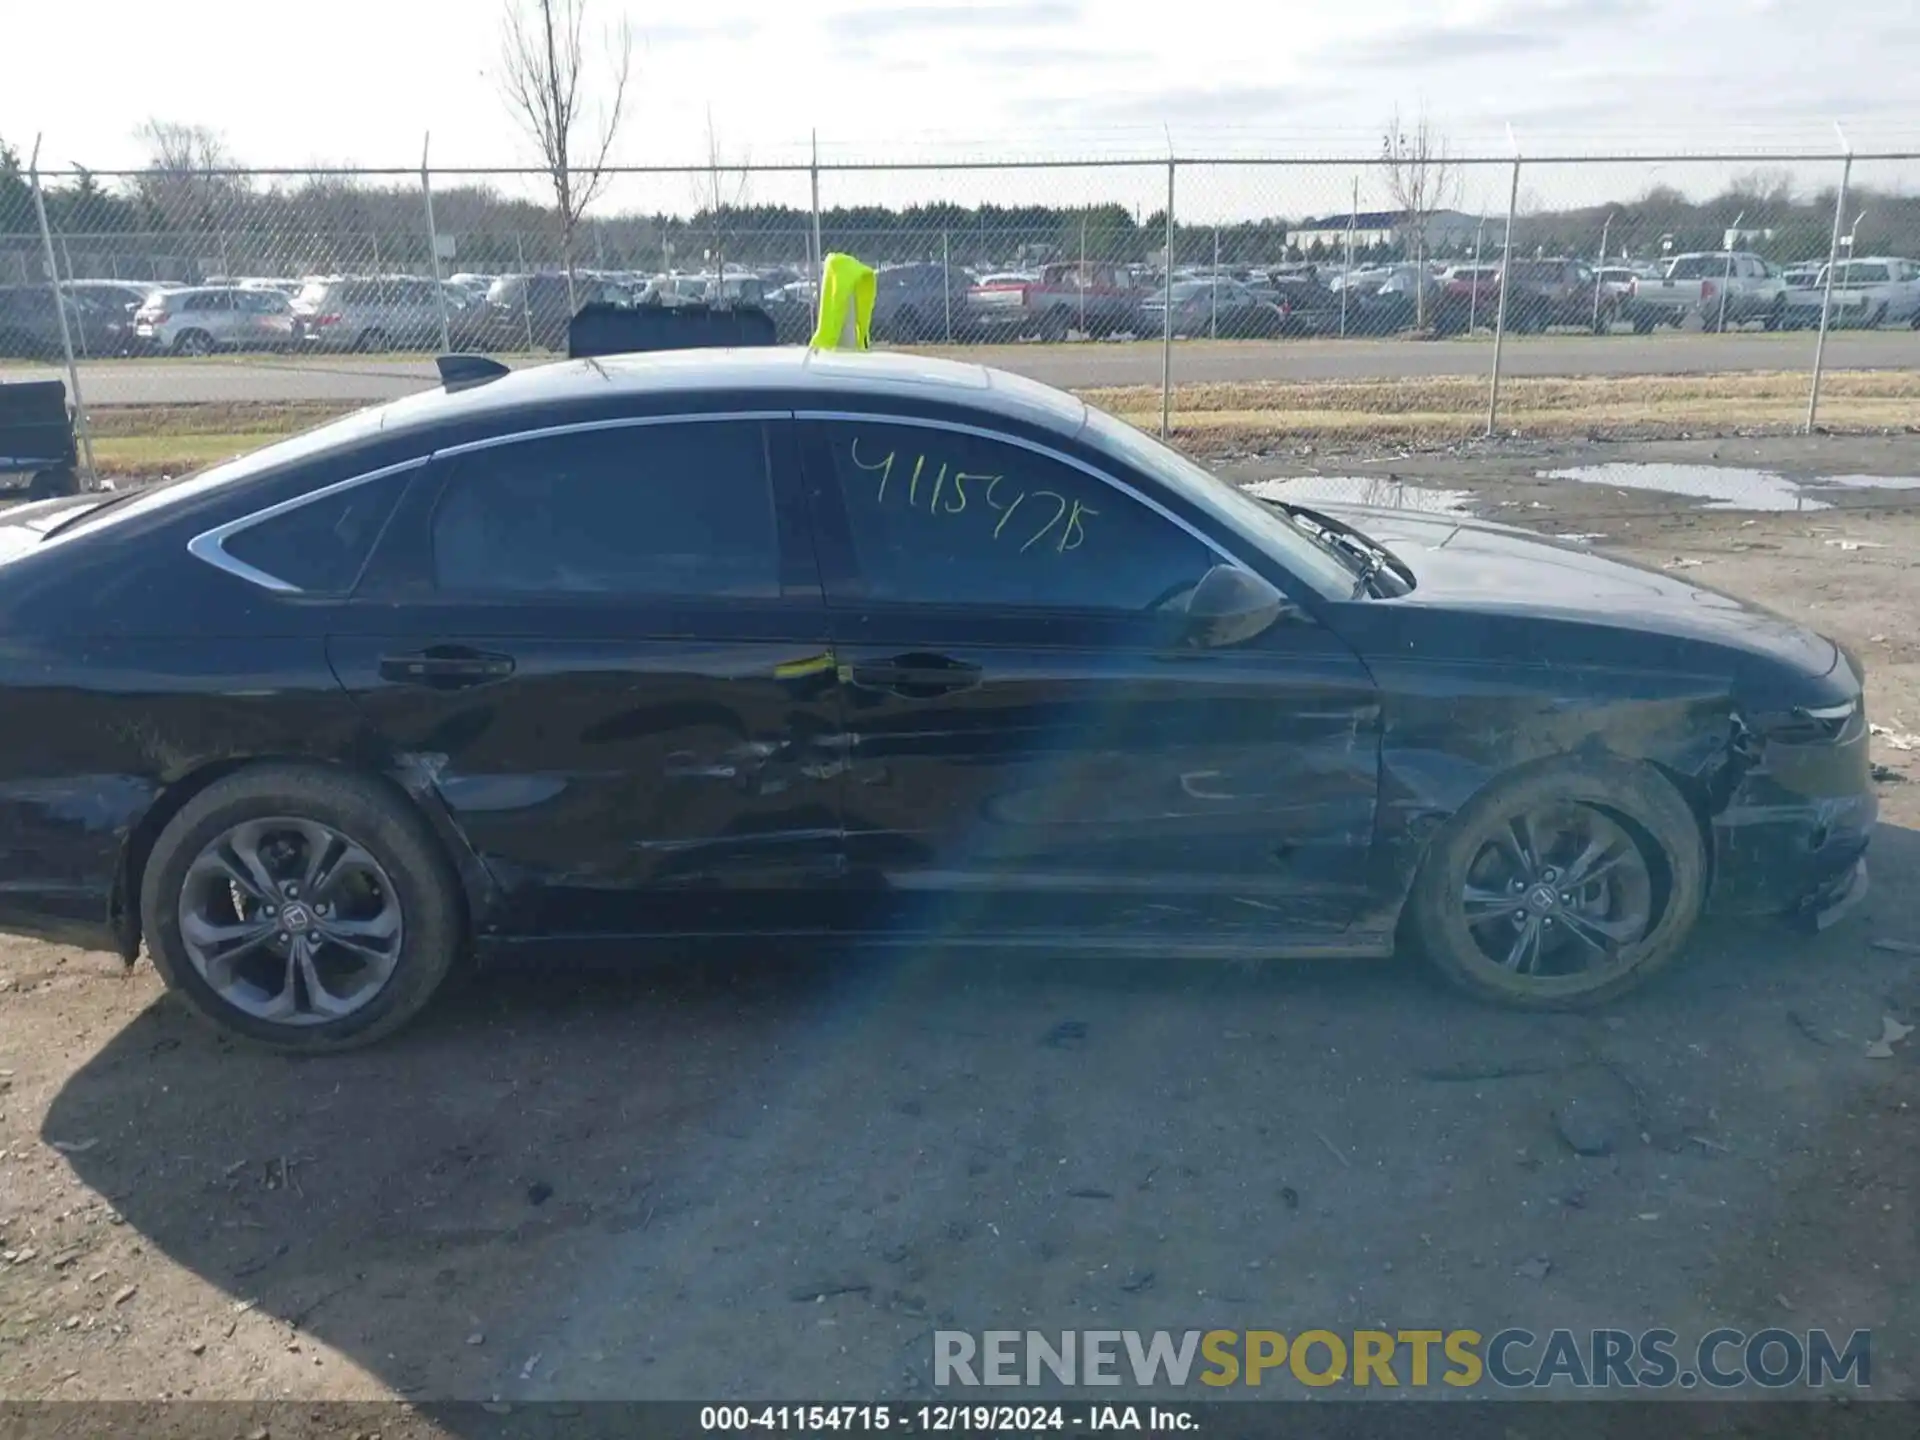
(1404, 755, 1705, 1008)
(140, 764, 464, 1053)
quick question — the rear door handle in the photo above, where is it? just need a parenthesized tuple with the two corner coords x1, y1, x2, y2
(846, 652, 983, 699)
(379, 645, 516, 690)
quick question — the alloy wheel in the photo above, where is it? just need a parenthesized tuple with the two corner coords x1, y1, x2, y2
(1457, 802, 1654, 980)
(177, 816, 404, 1025)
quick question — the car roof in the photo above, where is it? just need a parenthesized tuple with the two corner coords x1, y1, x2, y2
(53, 351, 1096, 542)
(387, 349, 1093, 444)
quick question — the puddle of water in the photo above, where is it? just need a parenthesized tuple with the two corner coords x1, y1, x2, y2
(1539, 463, 1825, 512)
(1814, 473, 1920, 492)
(1542, 464, 1920, 513)
(1245, 475, 1476, 515)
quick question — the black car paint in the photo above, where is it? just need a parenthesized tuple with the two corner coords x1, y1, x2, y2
(0, 357, 1872, 970)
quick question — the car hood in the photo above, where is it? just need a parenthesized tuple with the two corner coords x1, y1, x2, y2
(1317, 503, 1838, 677)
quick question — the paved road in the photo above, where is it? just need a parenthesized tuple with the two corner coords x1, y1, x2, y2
(9, 329, 1920, 406)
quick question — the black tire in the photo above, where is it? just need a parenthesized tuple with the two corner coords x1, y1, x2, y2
(26, 467, 78, 501)
(140, 762, 464, 1053)
(356, 327, 390, 353)
(1037, 306, 1071, 343)
(891, 307, 922, 344)
(172, 329, 213, 357)
(1864, 303, 1887, 330)
(1631, 314, 1656, 335)
(1402, 754, 1706, 1010)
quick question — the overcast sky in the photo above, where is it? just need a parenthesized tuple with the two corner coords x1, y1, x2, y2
(4, 0, 1913, 217)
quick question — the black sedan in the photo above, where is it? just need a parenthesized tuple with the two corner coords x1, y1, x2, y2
(0, 350, 1871, 1051)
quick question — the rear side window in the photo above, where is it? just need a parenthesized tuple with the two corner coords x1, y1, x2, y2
(218, 466, 414, 593)
(430, 421, 780, 598)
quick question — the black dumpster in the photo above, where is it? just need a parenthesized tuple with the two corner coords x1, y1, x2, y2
(0, 379, 79, 499)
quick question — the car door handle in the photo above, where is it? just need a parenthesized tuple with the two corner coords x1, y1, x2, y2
(378, 646, 516, 689)
(845, 653, 983, 698)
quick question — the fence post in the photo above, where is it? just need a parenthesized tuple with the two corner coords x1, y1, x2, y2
(421, 133, 452, 354)
(1485, 153, 1523, 437)
(1806, 150, 1853, 433)
(514, 231, 536, 351)
(1590, 213, 1613, 332)
(1715, 209, 1744, 334)
(942, 227, 953, 343)
(1210, 225, 1220, 339)
(1469, 218, 1485, 334)
(1160, 158, 1175, 439)
(809, 130, 824, 330)
(28, 138, 96, 490)
(1341, 176, 1357, 338)
(1079, 212, 1089, 336)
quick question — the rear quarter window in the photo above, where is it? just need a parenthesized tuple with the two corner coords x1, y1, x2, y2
(216, 467, 414, 593)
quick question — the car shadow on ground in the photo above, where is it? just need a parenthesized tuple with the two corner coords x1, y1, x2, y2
(42, 820, 1920, 1407)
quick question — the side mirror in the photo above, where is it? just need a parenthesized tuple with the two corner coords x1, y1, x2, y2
(1180, 564, 1292, 648)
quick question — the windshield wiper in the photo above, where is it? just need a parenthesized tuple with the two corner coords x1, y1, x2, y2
(1265, 500, 1407, 597)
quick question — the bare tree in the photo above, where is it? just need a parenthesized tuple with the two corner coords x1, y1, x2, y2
(691, 107, 752, 285)
(1381, 107, 1459, 329)
(498, 0, 633, 291)
(134, 121, 239, 235)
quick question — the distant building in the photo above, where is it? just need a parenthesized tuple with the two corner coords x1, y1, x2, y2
(1289, 208, 1488, 252)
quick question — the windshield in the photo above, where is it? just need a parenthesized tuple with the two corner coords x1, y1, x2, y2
(1079, 407, 1358, 599)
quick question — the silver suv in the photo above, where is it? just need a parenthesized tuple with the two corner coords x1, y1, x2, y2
(290, 275, 451, 352)
(133, 286, 294, 355)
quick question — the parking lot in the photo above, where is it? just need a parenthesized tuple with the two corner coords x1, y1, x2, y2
(1, 430, 1916, 1409)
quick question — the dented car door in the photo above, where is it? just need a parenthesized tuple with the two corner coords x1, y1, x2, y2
(327, 414, 849, 942)
(799, 415, 1383, 946)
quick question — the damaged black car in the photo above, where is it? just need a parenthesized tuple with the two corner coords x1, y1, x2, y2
(0, 350, 1872, 1051)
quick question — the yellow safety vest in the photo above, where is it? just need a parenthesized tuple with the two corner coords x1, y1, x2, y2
(810, 253, 876, 350)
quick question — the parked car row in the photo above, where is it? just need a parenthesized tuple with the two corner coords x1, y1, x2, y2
(3, 250, 1917, 360)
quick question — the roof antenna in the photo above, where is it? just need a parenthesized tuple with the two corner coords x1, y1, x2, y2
(435, 354, 511, 391)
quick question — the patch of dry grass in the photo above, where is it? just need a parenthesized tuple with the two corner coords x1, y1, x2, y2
(1083, 370, 1920, 451)
(83, 402, 358, 478)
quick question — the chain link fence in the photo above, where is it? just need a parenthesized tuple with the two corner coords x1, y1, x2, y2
(2, 149, 1917, 486)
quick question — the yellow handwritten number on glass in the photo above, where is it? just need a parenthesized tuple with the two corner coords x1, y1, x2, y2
(849, 438, 896, 502)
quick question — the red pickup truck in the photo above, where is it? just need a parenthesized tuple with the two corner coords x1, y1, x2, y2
(967, 263, 1144, 341)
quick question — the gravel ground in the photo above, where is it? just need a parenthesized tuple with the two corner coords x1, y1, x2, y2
(0, 432, 1916, 1414)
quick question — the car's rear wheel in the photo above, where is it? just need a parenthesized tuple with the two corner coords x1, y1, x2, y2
(1404, 755, 1705, 1009)
(140, 764, 463, 1053)
(356, 327, 390, 353)
(172, 329, 213, 357)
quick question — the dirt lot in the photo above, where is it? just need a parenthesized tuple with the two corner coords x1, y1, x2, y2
(1, 432, 1918, 1415)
